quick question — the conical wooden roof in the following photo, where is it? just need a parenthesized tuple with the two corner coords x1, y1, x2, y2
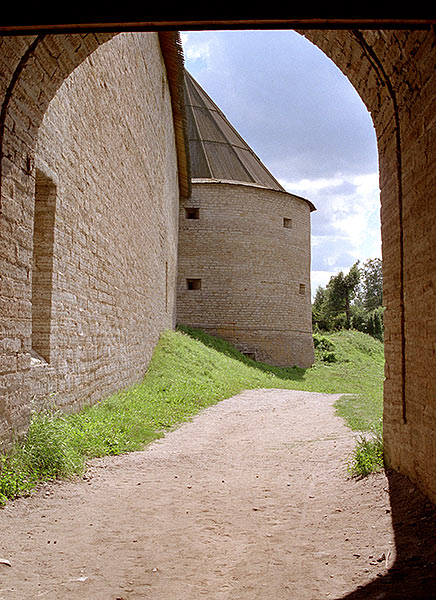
(184, 70, 286, 192)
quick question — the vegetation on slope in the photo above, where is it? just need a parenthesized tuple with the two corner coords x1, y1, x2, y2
(0, 326, 384, 505)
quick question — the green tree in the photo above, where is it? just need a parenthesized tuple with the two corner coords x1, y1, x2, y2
(358, 258, 383, 310)
(351, 304, 384, 341)
(312, 286, 329, 331)
(326, 262, 360, 329)
(312, 259, 384, 340)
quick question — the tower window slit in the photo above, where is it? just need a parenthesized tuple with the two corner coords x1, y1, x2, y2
(185, 207, 200, 219)
(187, 278, 201, 290)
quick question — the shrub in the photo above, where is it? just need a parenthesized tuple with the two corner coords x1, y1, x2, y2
(351, 306, 384, 341)
(313, 333, 337, 363)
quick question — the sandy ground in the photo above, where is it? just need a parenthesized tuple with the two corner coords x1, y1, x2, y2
(0, 389, 435, 600)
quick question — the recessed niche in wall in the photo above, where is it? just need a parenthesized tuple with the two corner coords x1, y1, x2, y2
(242, 351, 256, 360)
(283, 217, 292, 228)
(185, 207, 200, 219)
(299, 283, 306, 295)
(32, 169, 57, 363)
(187, 278, 201, 290)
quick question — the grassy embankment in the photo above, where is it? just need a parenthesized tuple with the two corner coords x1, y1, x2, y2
(0, 325, 384, 505)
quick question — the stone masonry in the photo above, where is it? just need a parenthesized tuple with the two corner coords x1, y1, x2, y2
(2, 25, 436, 508)
(0, 32, 182, 441)
(304, 28, 436, 505)
(177, 181, 315, 367)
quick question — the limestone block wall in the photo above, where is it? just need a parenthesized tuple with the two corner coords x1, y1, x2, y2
(0, 32, 180, 442)
(379, 31, 436, 503)
(177, 181, 314, 367)
(306, 28, 436, 503)
(3, 24, 436, 509)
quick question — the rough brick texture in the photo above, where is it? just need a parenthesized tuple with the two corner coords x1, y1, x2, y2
(2, 27, 436, 508)
(177, 181, 315, 368)
(305, 28, 436, 504)
(0, 33, 179, 441)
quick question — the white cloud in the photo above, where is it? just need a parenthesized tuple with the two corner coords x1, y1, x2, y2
(181, 33, 211, 63)
(310, 270, 338, 297)
(280, 172, 381, 297)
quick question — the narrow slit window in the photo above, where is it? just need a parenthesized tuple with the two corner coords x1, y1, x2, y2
(283, 217, 292, 229)
(187, 278, 201, 290)
(185, 207, 200, 220)
(299, 283, 306, 295)
(31, 170, 57, 363)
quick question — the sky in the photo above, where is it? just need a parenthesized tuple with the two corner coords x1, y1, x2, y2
(180, 29, 381, 298)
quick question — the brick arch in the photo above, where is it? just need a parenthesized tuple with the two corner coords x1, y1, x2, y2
(0, 33, 116, 435)
(0, 31, 186, 440)
(304, 28, 436, 502)
(0, 33, 114, 197)
(1, 25, 436, 507)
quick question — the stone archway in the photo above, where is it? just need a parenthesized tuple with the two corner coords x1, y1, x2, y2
(0, 33, 114, 437)
(0, 33, 115, 191)
(1, 23, 436, 506)
(0, 32, 185, 440)
(304, 28, 436, 504)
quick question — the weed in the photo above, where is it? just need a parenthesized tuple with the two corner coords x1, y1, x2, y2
(0, 452, 33, 505)
(347, 420, 384, 478)
(23, 412, 84, 478)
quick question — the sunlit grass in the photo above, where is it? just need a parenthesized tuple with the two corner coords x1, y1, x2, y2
(0, 326, 384, 504)
(346, 419, 384, 477)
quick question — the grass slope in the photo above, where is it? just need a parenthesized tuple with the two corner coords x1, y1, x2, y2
(0, 326, 384, 504)
(180, 326, 384, 429)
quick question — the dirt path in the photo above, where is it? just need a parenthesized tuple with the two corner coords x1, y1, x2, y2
(0, 389, 433, 599)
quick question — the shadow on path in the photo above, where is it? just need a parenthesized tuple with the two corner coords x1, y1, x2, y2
(337, 469, 436, 599)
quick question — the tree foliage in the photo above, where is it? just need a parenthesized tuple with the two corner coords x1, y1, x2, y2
(312, 259, 384, 341)
(357, 258, 383, 311)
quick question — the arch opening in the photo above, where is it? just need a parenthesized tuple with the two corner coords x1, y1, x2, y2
(1, 22, 436, 597)
(179, 27, 436, 597)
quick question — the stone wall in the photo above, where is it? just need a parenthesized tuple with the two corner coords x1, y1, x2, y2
(3, 25, 436, 508)
(306, 28, 436, 503)
(177, 181, 314, 368)
(0, 32, 180, 442)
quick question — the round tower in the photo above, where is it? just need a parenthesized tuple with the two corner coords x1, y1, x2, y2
(177, 71, 315, 368)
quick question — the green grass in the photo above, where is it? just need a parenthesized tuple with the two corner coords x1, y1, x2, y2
(346, 419, 384, 478)
(181, 326, 384, 430)
(0, 326, 384, 505)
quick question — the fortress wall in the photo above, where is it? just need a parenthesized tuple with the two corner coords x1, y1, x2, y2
(306, 29, 436, 503)
(177, 181, 314, 368)
(0, 33, 179, 441)
(3, 25, 436, 508)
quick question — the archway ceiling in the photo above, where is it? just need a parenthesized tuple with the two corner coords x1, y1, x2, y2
(0, 18, 435, 35)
